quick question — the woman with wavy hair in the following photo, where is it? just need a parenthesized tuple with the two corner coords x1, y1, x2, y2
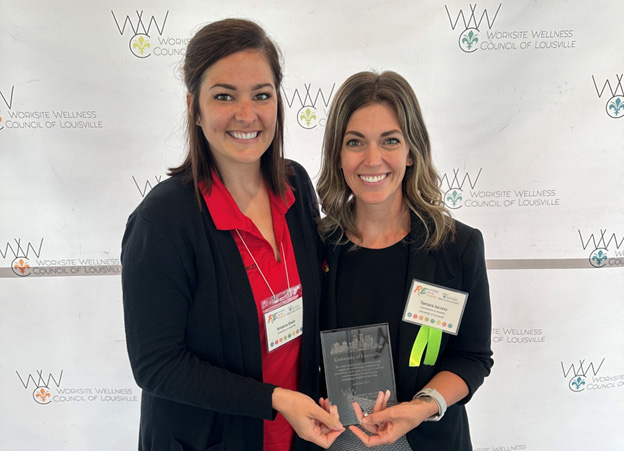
(122, 18, 342, 451)
(317, 71, 493, 450)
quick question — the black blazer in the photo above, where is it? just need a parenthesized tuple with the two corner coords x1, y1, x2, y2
(122, 161, 322, 451)
(322, 216, 493, 450)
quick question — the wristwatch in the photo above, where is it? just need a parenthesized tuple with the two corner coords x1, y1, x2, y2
(413, 388, 447, 421)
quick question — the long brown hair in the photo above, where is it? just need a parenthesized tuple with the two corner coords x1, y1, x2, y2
(317, 71, 455, 249)
(169, 18, 288, 206)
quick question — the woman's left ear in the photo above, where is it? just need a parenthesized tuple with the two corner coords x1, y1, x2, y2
(407, 155, 414, 167)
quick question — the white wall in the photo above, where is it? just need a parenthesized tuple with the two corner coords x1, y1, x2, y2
(1, 1, 623, 449)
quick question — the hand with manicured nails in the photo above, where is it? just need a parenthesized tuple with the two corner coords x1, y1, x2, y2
(349, 390, 437, 447)
(273, 387, 345, 449)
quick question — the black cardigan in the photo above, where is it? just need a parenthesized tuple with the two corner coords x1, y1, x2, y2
(122, 161, 322, 451)
(322, 217, 493, 450)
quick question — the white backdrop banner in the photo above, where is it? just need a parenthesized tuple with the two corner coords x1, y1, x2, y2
(1, 1, 623, 450)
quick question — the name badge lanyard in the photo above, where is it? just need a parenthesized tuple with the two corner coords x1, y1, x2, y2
(235, 229, 291, 300)
(236, 230, 303, 352)
(409, 327, 442, 367)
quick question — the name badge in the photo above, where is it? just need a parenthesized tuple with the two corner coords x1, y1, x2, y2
(262, 284, 304, 352)
(402, 279, 468, 335)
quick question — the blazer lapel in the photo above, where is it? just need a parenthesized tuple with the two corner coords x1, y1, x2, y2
(396, 216, 437, 399)
(321, 236, 342, 331)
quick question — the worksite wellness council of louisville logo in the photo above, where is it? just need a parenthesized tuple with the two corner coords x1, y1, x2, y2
(441, 168, 482, 210)
(1, 237, 121, 278)
(440, 167, 561, 211)
(445, 3, 577, 54)
(15, 369, 139, 405)
(560, 358, 624, 393)
(282, 83, 336, 130)
(578, 229, 624, 268)
(16, 370, 64, 405)
(0, 85, 14, 131)
(111, 10, 188, 59)
(2, 238, 45, 277)
(445, 3, 502, 53)
(0, 85, 103, 131)
(592, 73, 624, 119)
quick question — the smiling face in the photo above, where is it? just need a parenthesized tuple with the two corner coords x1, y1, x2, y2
(193, 50, 278, 174)
(340, 102, 413, 211)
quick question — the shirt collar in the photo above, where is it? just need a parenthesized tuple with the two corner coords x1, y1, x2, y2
(200, 170, 294, 233)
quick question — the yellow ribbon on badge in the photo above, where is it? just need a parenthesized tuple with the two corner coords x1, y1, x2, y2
(409, 326, 442, 367)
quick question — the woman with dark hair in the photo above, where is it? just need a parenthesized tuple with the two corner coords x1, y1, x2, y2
(122, 19, 343, 451)
(317, 71, 493, 450)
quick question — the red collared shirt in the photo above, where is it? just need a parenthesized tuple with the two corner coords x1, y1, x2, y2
(201, 173, 301, 451)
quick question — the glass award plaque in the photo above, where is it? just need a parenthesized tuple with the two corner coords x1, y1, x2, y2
(320, 323, 397, 426)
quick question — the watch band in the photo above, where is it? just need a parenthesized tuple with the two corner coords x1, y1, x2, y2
(413, 388, 447, 421)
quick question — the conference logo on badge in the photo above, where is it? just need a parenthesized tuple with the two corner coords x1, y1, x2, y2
(0, 85, 14, 131)
(282, 83, 336, 129)
(591, 74, 624, 119)
(444, 4, 502, 53)
(440, 168, 483, 210)
(111, 10, 170, 59)
(16, 370, 64, 405)
(578, 229, 624, 268)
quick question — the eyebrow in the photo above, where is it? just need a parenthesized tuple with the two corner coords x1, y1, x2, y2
(344, 129, 403, 138)
(209, 83, 275, 91)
